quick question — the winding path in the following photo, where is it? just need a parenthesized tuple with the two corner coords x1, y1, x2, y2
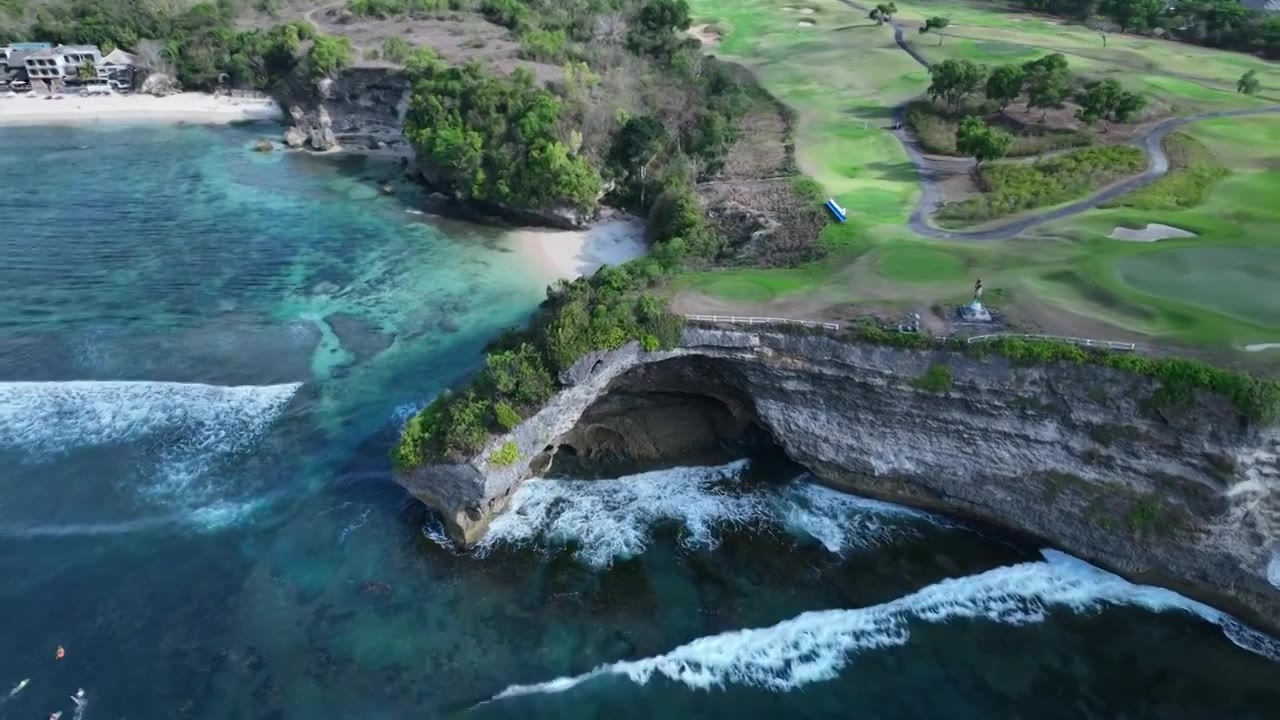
(838, 1, 1280, 240)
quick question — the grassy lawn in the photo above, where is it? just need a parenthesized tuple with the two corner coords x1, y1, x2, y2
(681, 0, 1280, 361)
(895, 0, 1280, 109)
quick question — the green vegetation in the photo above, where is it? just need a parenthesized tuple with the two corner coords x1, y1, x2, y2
(382, 36, 413, 64)
(1074, 79, 1146, 132)
(918, 16, 950, 45)
(488, 440, 520, 467)
(1123, 496, 1163, 535)
(913, 363, 954, 393)
(1013, 0, 1280, 57)
(493, 402, 522, 430)
(955, 116, 1012, 164)
(869, 3, 899, 25)
(938, 146, 1145, 226)
(347, 0, 460, 17)
(404, 57, 602, 212)
(1103, 133, 1228, 210)
(927, 58, 987, 113)
(905, 101, 1091, 156)
(1115, 246, 1280, 329)
(0, 1, 352, 89)
(1238, 70, 1261, 96)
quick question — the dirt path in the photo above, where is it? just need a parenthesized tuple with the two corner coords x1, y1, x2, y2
(837, 0, 1280, 241)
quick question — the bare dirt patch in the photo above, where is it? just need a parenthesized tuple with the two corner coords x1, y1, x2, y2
(306, 5, 563, 83)
(687, 24, 722, 47)
(1108, 223, 1197, 242)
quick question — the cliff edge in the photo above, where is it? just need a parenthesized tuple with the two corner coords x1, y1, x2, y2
(395, 327, 1280, 628)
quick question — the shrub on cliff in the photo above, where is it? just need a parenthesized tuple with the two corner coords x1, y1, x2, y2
(394, 275, 687, 470)
(404, 61, 602, 213)
(488, 441, 520, 467)
(913, 363, 954, 393)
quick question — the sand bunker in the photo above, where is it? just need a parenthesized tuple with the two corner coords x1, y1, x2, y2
(798, 20, 815, 27)
(1108, 223, 1197, 242)
(800, 7, 815, 13)
(687, 23, 722, 46)
(1245, 343, 1280, 353)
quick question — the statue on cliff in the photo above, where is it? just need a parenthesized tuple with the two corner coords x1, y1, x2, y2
(957, 277, 992, 322)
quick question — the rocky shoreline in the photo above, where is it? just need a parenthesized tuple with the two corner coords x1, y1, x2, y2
(396, 326, 1280, 631)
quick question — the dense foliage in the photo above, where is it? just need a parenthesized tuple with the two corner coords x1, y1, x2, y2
(1074, 79, 1146, 130)
(2, 0, 352, 89)
(955, 116, 1013, 164)
(393, 267, 688, 469)
(403, 56, 602, 212)
(905, 101, 1092, 156)
(1102, 132, 1227, 210)
(1010, 0, 1280, 57)
(913, 363, 954, 393)
(937, 145, 1145, 225)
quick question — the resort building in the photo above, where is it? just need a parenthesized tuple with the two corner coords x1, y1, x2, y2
(2, 43, 139, 90)
(24, 45, 103, 84)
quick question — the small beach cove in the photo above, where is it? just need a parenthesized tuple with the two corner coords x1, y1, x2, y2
(0, 90, 282, 126)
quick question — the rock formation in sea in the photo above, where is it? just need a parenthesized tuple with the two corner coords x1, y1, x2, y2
(395, 326, 1280, 630)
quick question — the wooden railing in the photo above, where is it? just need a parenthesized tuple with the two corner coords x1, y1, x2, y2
(685, 314, 841, 331)
(966, 333, 1137, 351)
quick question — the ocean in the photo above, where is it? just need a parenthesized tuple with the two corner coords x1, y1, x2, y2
(0, 122, 1276, 720)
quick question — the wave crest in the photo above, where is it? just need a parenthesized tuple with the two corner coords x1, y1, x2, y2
(491, 549, 1280, 701)
(473, 461, 947, 567)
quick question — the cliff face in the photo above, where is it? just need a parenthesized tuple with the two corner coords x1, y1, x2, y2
(395, 327, 1280, 627)
(285, 69, 414, 152)
(283, 68, 595, 228)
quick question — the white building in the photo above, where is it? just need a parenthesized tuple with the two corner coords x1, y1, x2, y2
(24, 44, 103, 83)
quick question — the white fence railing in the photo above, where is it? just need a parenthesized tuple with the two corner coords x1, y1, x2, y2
(685, 314, 840, 331)
(966, 333, 1136, 351)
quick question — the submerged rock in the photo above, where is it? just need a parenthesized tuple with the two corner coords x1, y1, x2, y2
(396, 328, 1280, 631)
(254, 139, 274, 153)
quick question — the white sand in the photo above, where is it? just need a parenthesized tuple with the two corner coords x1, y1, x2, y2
(511, 217, 648, 281)
(1245, 343, 1280, 352)
(798, 20, 815, 26)
(1108, 223, 1197, 242)
(800, 7, 815, 13)
(0, 91, 282, 127)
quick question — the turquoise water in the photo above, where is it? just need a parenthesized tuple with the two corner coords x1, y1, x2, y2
(0, 123, 1278, 719)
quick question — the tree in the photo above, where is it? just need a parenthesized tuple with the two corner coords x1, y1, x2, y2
(607, 115, 669, 204)
(869, 2, 898, 25)
(1099, 0, 1164, 33)
(1074, 79, 1146, 131)
(1238, 69, 1261, 96)
(77, 58, 97, 82)
(918, 16, 950, 44)
(626, 0, 692, 59)
(305, 35, 353, 78)
(1087, 18, 1118, 46)
(985, 64, 1025, 112)
(927, 58, 987, 113)
(955, 116, 1013, 165)
(1022, 53, 1071, 120)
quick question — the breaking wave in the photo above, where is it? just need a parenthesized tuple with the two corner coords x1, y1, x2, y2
(0, 381, 299, 529)
(473, 460, 946, 567)
(490, 550, 1280, 702)
(0, 380, 301, 455)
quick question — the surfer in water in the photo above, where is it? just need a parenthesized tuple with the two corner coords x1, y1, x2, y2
(70, 688, 87, 720)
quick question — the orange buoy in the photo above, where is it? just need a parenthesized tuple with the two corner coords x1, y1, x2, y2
(55, 645, 65, 660)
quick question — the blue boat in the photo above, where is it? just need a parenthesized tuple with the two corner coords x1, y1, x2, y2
(824, 198, 848, 223)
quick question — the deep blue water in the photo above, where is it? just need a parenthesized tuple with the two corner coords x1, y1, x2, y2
(0, 122, 1278, 720)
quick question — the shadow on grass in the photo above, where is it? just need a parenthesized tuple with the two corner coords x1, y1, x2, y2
(864, 161, 919, 183)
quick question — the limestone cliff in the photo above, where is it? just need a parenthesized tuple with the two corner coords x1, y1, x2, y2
(395, 327, 1280, 629)
(284, 69, 414, 153)
(282, 68, 596, 228)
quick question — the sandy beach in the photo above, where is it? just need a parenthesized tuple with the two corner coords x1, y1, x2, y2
(0, 91, 282, 126)
(511, 217, 649, 281)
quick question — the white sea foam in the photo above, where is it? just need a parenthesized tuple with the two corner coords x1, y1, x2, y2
(1268, 553, 1280, 590)
(0, 380, 301, 455)
(490, 549, 1280, 702)
(0, 381, 299, 528)
(473, 461, 948, 567)
(476, 461, 765, 567)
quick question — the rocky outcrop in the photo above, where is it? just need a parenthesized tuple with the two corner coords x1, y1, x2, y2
(395, 327, 1280, 629)
(283, 69, 414, 153)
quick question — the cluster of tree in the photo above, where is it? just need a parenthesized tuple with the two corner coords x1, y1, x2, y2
(403, 56, 603, 212)
(869, 3, 898, 25)
(928, 53, 1145, 130)
(937, 144, 1145, 223)
(1, 0, 352, 89)
(1012, 0, 1280, 58)
(393, 255, 688, 468)
(346, 0, 461, 18)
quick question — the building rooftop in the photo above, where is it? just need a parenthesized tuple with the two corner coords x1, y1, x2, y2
(4, 42, 53, 53)
(101, 48, 138, 66)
